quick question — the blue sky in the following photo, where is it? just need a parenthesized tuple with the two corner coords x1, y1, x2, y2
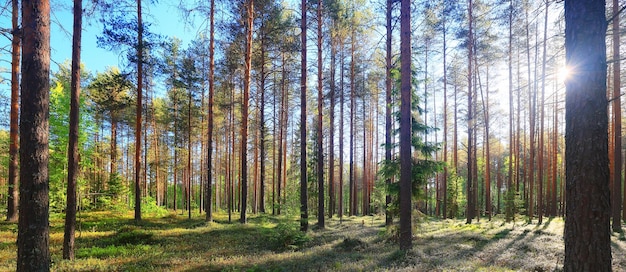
(49, 2, 201, 74)
(0, 1, 202, 85)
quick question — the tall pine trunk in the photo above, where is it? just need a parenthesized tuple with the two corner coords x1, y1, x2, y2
(538, 0, 549, 224)
(611, 0, 622, 232)
(18, 0, 50, 269)
(466, 0, 475, 224)
(7, 0, 20, 223)
(134, 0, 143, 222)
(300, 0, 308, 231)
(328, 28, 336, 219)
(384, 0, 393, 225)
(63, 0, 81, 260)
(240, 0, 254, 224)
(349, 25, 356, 216)
(399, 0, 412, 251)
(316, 0, 325, 228)
(205, 0, 215, 222)
(564, 0, 611, 269)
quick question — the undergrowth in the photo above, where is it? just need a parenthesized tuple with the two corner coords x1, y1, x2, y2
(0, 212, 625, 271)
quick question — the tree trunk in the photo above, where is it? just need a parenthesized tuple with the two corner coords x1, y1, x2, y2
(551, 87, 558, 217)
(538, 0, 549, 224)
(187, 75, 193, 220)
(466, 0, 474, 224)
(480, 67, 491, 221)
(300, 0, 308, 232)
(506, 0, 514, 222)
(611, 0, 622, 232)
(63, 0, 81, 260)
(173, 102, 178, 211)
(253, 112, 259, 214)
(385, 0, 393, 225)
(7, 0, 20, 223)
(277, 52, 287, 215)
(316, 0, 325, 229)
(240, 0, 254, 224)
(258, 26, 267, 214)
(134, 0, 143, 222)
(328, 26, 336, 219)
(399, 0, 412, 251)
(339, 44, 345, 220)
(205, 0, 215, 222)
(442, 9, 448, 219)
(564, 0, 612, 270)
(349, 25, 356, 217)
(17, 0, 50, 270)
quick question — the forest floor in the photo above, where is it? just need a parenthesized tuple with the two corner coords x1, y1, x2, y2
(1, 210, 626, 271)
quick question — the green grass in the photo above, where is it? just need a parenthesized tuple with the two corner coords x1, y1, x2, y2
(1, 212, 626, 271)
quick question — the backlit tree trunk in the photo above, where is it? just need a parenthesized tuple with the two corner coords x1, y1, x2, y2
(564, 0, 611, 270)
(537, 1, 550, 224)
(611, 0, 622, 232)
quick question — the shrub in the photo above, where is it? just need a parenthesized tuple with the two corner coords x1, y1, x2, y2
(266, 223, 310, 251)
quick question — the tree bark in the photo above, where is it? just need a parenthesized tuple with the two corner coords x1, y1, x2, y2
(18, 0, 50, 270)
(466, 0, 475, 224)
(339, 43, 345, 220)
(328, 23, 336, 219)
(134, 0, 143, 222)
(506, 0, 514, 222)
(316, 0, 325, 229)
(63, 0, 81, 260)
(7, 0, 20, 223)
(349, 24, 356, 217)
(240, 0, 254, 224)
(385, 0, 393, 226)
(564, 0, 612, 270)
(205, 0, 215, 222)
(300, 0, 308, 232)
(538, 0, 549, 224)
(399, 0, 412, 251)
(611, 0, 622, 232)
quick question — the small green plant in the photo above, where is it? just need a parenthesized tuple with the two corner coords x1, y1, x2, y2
(266, 223, 310, 251)
(336, 238, 368, 252)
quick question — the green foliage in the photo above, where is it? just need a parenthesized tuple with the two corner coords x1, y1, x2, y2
(86, 67, 134, 125)
(76, 244, 153, 259)
(504, 189, 524, 223)
(93, 173, 129, 211)
(48, 62, 96, 212)
(140, 196, 169, 217)
(265, 222, 311, 251)
(445, 170, 465, 218)
(377, 66, 443, 218)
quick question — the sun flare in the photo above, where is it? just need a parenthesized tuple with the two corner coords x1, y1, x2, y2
(558, 66, 570, 82)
